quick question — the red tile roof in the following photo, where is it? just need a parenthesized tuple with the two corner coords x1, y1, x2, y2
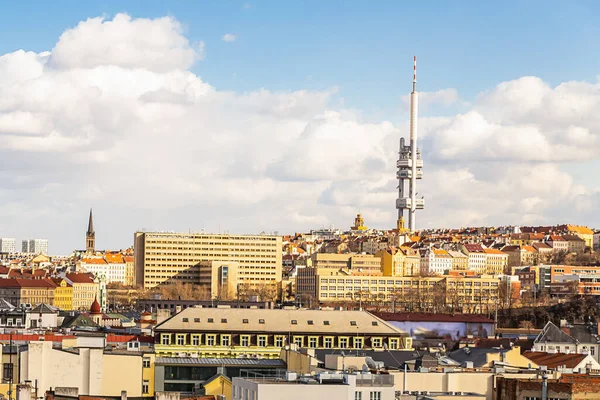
(523, 351, 588, 368)
(66, 273, 95, 283)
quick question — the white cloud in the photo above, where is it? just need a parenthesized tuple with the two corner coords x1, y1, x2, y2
(48, 14, 199, 72)
(222, 33, 237, 42)
(0, 13, 598, 253)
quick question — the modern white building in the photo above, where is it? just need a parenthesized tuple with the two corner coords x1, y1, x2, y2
(22, 239, 49, 254)
(0, 238, 16, 253)
(233, 373, 395, 400)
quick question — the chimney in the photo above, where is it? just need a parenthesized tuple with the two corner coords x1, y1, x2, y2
(561, 326, 571, 336)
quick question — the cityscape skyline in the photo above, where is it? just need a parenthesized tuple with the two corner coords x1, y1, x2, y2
(0, 2, 599, 254)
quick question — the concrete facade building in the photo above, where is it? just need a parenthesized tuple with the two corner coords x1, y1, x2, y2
(134, 232, 282, 289)
(0, 238, 16, 253)
(21, 239, 48, 255)
(20, 337, 154, 398)
(233, 373, 395, 400)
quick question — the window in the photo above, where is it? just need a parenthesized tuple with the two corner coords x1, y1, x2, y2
(307, 320, 314, 325)
(372, 338, 382, 348)
(206, 335, 216, 346)
(241, 335, 250, 347)
(194, 318, 200, 323)
(176, 335, 185, 345)
(369, 392, 381, 400)
(192, 335, 200, 346)
(221, 335, 231, 346)
(182, 318, 189, 322)
(324, 337, 333, 348)
(142, 380, 149, 394)
(221, 318, 227, 323)
(161, 334, 171, 345)
(354, 337, 364, 349)
(592, 347, 596, 356)
(308, 337, 318, 348)
(371, 321, 378, 326)
(324, 321, 330, 325)
(275, 336, 284, 347)
(291, 320, 298, 325)
(389, 338, 399, 350)
(208, 318, 214, 323)
(339, 337, 348, 348)
(143, 358, 151, 368)
(355, 392, 362, 400)
(350, 321, 357, 326)
(3, 363, 12, 381)
(294, 336, 304, 347)
(258, 336, 267, 347)
(259, 319, 265, 324)
(243, 319, 249, 324)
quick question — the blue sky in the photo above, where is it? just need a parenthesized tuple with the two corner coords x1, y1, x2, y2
(2, 0, 600, 119)
(1, 1, 600, 253)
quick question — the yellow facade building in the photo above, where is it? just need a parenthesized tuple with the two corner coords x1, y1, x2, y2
(51, 278, 73, 310)
(124, 255, 135, 286)
(66, 273, 100, 310)
(483, 248, 509, 275)
(134, 232, 282, 289)
(566, 225, 595, 249)
(377, 247, 420, 277)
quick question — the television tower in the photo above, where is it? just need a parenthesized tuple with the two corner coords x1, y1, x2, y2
(396, 56, 424, 233)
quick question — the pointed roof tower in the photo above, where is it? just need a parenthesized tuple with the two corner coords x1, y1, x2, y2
(87, 208, 94, 235)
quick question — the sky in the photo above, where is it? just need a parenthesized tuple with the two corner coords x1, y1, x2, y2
(0, 1, 599, 254)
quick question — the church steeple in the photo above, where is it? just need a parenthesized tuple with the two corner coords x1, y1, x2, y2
(86, 208, 95, 254)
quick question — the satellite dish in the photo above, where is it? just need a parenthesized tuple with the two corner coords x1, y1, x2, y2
(341, 351, 346, 357)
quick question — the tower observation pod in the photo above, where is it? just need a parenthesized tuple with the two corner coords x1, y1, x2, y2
(396, 56, 424, 233)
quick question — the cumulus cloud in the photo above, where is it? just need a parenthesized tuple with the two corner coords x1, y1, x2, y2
(0, 13, 598, 253)
(222, 33, 237, 42)
(48, 14, 199, 72)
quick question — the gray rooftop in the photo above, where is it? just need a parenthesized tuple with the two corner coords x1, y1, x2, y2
(156, 357, 286, 367)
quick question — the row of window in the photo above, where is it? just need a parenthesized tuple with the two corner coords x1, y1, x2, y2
(159, 333, 400, 349)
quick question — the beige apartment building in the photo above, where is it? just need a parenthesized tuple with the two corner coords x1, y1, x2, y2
(134, 232, 282, 289)
(297, 272, 500, 312)
(483, 248, 508, 275)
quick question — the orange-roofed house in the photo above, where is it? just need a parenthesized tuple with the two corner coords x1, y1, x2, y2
(565, 225, 595, 249)
(80, 254, 127, 285)
(0, 278, 56, 307)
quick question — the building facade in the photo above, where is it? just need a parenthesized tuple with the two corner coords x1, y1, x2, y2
(154, 308, 411, 359)
(0, 238, 16, 254)
(134, 232, 282, 289)
(21, 239, 49, 255)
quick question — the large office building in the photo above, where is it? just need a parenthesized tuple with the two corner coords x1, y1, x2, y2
(0, 238, 16, 253)
(21, 238, 49, 254)
(134, 231, 282, 289)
